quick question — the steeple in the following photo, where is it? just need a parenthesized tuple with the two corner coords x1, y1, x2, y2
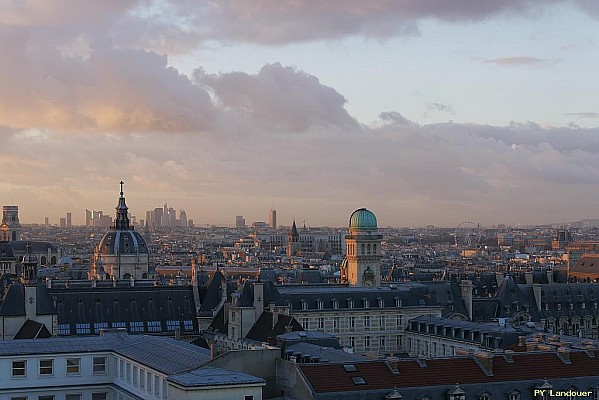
(290, 220, 299, 242)
(22, 241, 38, 285)
(114, 180, 130, 230)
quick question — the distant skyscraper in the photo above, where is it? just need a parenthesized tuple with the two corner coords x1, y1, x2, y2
(0, 205, 21, 242)
(236, 215, 245, 228)
(269, 208, 277, 229)
(85, 209, 92, 227)
(179, 210, 187, 228)
(154, 207, 163, 227)
(59, 218, 66, 227)
(44, 217, 49, 226)
(66, 212, 72, 227)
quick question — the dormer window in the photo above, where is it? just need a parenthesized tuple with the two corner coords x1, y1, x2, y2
(378, 298, 385, 308)
(332, 299, 339, 309)
(395, 298, 402, 307)
(557, 303, 561, 311)
(317, 300, 324, 310)
(348, 299, 354, 309)
(301, 299, 308, 310)
(363, 298, 369, 308)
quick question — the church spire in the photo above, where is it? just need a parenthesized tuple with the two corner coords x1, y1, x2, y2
(114, 180, 130, 230)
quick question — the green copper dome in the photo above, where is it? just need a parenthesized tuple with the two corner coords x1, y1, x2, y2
(349, 208, 377, 231)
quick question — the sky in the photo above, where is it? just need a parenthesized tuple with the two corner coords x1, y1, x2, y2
(1, 1, 599, 228)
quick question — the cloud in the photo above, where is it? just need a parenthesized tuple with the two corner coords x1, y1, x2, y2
(424, 102, 455, 117)
(194, 63, 359, 132)
(477, 56, 556, 67)
(564, 112, 599, 119)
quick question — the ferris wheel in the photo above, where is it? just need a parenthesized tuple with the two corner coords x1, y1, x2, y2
(454, 221, 481, 248)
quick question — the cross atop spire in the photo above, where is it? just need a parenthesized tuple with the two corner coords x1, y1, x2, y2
(114, 180, 130, 230)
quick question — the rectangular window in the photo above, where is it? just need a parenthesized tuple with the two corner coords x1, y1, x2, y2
(318, 317, 324, 330)
(166, 320, 180, 331)
(65, 395, 82, 400)
(147, 371, 153, 393)
(75, 323, 90, 334)
(12, 360, 26, 377)
(57, 324, 71, 335)
(397, 315, 404, 329)
(364, 316, 371, 329)
(38, 396, 54, 400)
(91, 394, 107, 400)
(379, 315, 385, 330)
(94, 322, 108, 332)
(302, 318, 309, 329)
(349, 337, 355, 348)
(140, 368, 145, 388)
(154, 375, 160, 396)
(10, 397, 27, 400)
(119, 359, 125, 378)
(112, 322, 126, 328)
(379, 336, 386, 349)
(364, 336, 370, 349)
(93, 357, 107, 374)
(333, 317, 340, 332)
(130, 321, 144, 333)
(183, 320, 194, 331)
(147, 321, 162, 332)
(126, 362, 131, 383)
(66, 358, 80, 374)
(133, 365, 138, 384)
(349, 316, 355, 331)
(245, 396, 254, 400)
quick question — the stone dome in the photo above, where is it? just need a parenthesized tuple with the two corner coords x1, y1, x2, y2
(96, 229, 148, 256)
(349, 208, 377, 231)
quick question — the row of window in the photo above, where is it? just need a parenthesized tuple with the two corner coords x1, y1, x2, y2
(299, 297, 404, 310)
(342, 335, 403, 351)
(11, 394, 106, 400)
(117, 357, 166, 399)
(57, 320, 194, 335)
(11, 356, 107, 378)
(301, 315, 405, 331)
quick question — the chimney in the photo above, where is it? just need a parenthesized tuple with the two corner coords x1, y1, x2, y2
(504, 349, 514, 363)
(557, 347, 571, 364)
(518, 336, 526, 347)
(525, 272, 533, 285)
(386, 356, 400, 374)
(473, 352, 494, 376)
(547, 269, 554, 284)
(532, 284, 542, 311)
(460, 280, 473, 320)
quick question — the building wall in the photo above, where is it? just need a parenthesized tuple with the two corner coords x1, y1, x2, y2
(290, 307, 442, 355)
(168, 384, 263, 400)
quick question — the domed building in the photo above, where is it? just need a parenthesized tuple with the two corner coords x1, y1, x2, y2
(89, 182, 150, 280)
(341, 208, 383, 287)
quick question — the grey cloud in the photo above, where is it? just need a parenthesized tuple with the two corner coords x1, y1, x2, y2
(564, 112, 599, 119)
(477, 56, 556, 67)
(194, 63, 359, 132)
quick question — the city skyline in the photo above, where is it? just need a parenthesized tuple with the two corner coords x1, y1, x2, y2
(1, 2, 599, 227)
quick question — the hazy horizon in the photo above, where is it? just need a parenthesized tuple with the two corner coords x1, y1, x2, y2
(1, 2, 599, 227)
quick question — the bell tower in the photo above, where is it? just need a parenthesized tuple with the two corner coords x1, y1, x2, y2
(1, 206, 21, 242)
(344, 208, 382, 287)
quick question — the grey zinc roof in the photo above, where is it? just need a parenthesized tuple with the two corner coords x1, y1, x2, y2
(167, 367, 264, 388)
(114, 335, 210, 374)
(285, 342, 366, 363)
(0, 332, 210, 374)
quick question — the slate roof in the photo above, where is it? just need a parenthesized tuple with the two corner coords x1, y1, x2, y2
(198, 269, 227, 314)
(14, 319, 52, 339)
(277, 282, 458, 316)
(0, 242, 15, 260)
(285, 342, 365, 363)
(9, 241, 59, 253)
(49, 285, 198, 335)
(245, 311, 303, 343)
(299, 350, 599, 394)
(168, 367, 264, 388)
(571, 254, 599, 277)
(0, 284, 57, 316)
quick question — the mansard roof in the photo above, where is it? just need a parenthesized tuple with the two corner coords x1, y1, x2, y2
(0, 284, 57, 316)
(299, 350, 599, 396)
(49, 285, 197, 335)
(245, 311, 303, 343)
